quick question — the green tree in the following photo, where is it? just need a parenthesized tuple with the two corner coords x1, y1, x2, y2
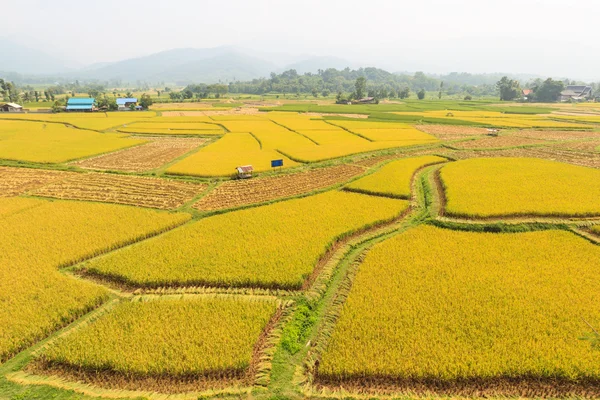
(417, 89, 426, 100)
(51, 100, 64, 113)
(182, 89, 194, 99)
(355, 76, 366, 99)
(496, 76, 520, 101)
(532, 78, 565, 103)
(438, 81, 444, 99)
(139, 93, 153, 109)
(398, 87, 410, 99)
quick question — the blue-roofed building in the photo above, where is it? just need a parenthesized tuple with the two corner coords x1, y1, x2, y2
(116, 97, 138, 111)
(66, 97, 96, 112)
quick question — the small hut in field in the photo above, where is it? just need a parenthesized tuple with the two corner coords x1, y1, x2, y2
(235, 165, 253, 179)
(0, 102, 23, 112)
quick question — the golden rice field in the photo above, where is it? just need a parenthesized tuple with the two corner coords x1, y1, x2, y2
(38, 296, 278, 379)
(439, 158, 600, 218)
(295, 129, 367, 146)
(7, 104, 600, 398)
(0, 197, 47, 218)
(166, 132, 298, 176)
(81, 191, 408, 289)
(118, 121, 225, 135)
(345, 155, 446, 198)
(318, 225, 600, 388)
(0, 198, 189, 362)
(0, 111, 157, 131)
(0, 120, 146, 163)
(279, 140, 437, 163)
(159, 115, 438, 175)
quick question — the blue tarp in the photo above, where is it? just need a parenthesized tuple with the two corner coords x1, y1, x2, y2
(66, 105, 94, 110)
(116, 98, 137, 105)
(67, 98, 95, 106)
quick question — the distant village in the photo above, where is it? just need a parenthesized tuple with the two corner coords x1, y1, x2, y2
(0, 83, 596, 114)
(0, 96, 144, 113)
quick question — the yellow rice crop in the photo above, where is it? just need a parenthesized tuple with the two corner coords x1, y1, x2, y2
(82, 191, 408, 289)
(0, 198, 190, 362)
(329, 121, 416, 130)
(319, 225, 600, 382)
(166, 132, 298, 176)
(295, 129, 368, 146)
(0, 112, 157, 131)
(553, 115, 600, 124)
(439, 158, 600, 217)
(119, 121, 225, 135)
(280, 139, 436, 163)
(269, 117, 334, 131)
(218, 119, 316, 149)
(346, 156, 446, 198)
(352, 128, 437, 142)
(40, 296, 277, 377)
(0, 120, 146, 163)
(0, 197, 46, 217)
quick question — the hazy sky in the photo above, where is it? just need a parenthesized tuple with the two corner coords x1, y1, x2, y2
(4, 0, 600, 79)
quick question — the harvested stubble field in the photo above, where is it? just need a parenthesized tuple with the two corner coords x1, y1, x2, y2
(414, 124, 490, 139)
(32, 296, 279, 393)
(448, 135, 550, 149)
(194, 164, 366, 211)
(317, 225, 600, 397)
(0, 198, 189, 363)
(551, 139, 600, 152)
(440, 158, 600, 218)
(70, 136, 207, 172)
(32, 173, 207, 209)
(0, 166, 75, 197)
(512, 129, 600, 140)
(80, 191, 408, 290)
(345, 156, 447, 199)
(450, 147, 600, 169)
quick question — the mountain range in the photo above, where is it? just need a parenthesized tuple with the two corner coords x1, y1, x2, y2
(0, 38, 357, 84)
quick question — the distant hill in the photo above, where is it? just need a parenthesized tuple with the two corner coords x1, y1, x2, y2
(72, 47, 277, 84)
(0, 38, 71, 75)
